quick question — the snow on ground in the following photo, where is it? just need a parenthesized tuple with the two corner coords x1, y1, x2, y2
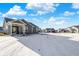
(0, 33, 79, 56)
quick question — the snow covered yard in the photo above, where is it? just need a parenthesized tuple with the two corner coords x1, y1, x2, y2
(0, 33, 79, 56)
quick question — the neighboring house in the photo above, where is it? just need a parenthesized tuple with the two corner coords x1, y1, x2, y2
(66, 27, 72, 33)
(58, 25, 79, 33)
(58, 28, 71, 33)
(45, 28, 56, 33)
(3, 17, 40, 35)
(70, 25, 79, 33)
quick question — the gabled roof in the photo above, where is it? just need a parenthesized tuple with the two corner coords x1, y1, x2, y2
(21, 19, 29, 25)
(21, 19, 39, 28)
(4, 17, 39, 28)
(73, 25, 79, 28)
(4, 17, 14, 22)
(29, 22, 39, 28)
(4, 18, 25, 24)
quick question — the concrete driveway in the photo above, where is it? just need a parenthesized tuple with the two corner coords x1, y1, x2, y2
(0, 33, 79, 56)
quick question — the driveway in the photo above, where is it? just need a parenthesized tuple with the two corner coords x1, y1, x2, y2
(0, 33, 79, 56)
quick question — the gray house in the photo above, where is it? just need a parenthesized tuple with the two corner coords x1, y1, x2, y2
(44, 28, 56, 33)
(68, 25, 79, 33)
(3, 17, 40, 35)
(57, 25, 79, 33)
(58, 28, 71, 33)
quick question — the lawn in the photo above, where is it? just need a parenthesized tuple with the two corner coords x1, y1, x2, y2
(0, 32, 6, 36)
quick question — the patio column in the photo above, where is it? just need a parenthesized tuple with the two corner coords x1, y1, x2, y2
(19, 26, 21, 34)
(22, 25, 26, 35)
(8, 22, 12, 35)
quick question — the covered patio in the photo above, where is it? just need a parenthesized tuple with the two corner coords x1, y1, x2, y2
(8, 20, 26, 35)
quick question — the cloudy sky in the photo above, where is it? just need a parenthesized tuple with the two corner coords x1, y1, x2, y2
(0, 3, 79, 29)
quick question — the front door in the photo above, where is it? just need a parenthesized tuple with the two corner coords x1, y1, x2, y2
(12, 26, 19, 34)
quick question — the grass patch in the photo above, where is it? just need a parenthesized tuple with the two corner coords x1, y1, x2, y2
(0, 32, 7, 36)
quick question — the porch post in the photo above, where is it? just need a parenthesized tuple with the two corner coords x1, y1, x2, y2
(23, 25, 26, 35)
(8, 22, 12, 35)
(19, 26, 21, 34)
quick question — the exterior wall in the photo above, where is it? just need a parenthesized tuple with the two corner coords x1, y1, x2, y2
(4, 24, 8, 34)
(25, 25, 32, 34)
(36, 28, 39, 33)
(31, 27, 34, 33)
(3, 20, 8, 34)
(3, 21, 12, 35)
